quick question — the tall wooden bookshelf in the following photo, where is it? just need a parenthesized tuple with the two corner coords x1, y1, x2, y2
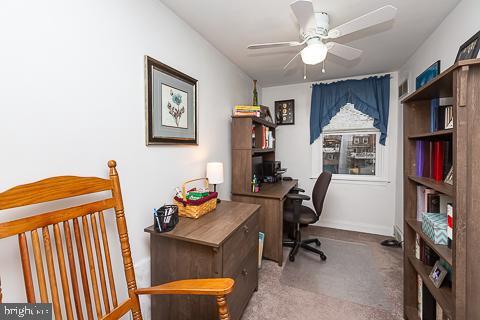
(231, 116, 277, 193)
(402, 59, 480, 320)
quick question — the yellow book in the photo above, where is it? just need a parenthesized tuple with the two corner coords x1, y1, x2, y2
(235, 105, 261, 110)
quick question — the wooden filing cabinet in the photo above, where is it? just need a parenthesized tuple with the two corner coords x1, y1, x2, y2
(144, 201, 260, 320)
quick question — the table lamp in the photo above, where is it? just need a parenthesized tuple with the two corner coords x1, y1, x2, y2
(207, 162, 224, 203)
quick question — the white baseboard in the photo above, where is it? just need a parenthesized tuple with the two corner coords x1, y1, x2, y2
(316, 219, 394, 236)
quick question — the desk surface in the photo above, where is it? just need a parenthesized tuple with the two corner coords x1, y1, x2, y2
(144, 200, 260, 247)
(231, 179, 297, 199)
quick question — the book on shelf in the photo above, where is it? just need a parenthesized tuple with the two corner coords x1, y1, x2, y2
(233, 110, 261, 117)
(258, 125, 274, 149)
(233, 105, 261, 117)
(418, 275, 423, 318)
(415, 140, 452, 181)
(423, 283, 437, 320)
(430, 102, 453, 132)
(447, 203, 453, 249)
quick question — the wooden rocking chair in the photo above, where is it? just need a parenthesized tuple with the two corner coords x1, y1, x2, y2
(0, 160, 234, 319)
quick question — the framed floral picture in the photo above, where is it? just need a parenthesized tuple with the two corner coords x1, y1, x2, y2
(145, 56, 198, 145)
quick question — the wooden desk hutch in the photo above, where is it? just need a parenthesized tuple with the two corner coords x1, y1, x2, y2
(231, 116, 297, 266)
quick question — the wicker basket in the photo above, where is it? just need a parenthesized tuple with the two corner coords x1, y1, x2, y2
(173, 178, 217, 219)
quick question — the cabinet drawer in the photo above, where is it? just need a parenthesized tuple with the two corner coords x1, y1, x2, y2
(223, 213, 259, 277)
(227, 249, 258, 320)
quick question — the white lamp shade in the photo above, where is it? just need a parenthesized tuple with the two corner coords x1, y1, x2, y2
(300, 41, 327, 65)
(207, 162, 224, 184)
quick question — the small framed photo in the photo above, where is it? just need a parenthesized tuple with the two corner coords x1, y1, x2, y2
(145, 56, 198, 145)
(429, 261, 448, 288)
(275, 99, 295, 125)
(455, 30, 480, 62)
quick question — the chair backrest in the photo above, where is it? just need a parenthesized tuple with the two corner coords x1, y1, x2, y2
(0, 161, 143, 320)
(311, 172, 332, 217)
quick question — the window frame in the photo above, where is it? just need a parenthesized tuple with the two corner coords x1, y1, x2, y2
(311, 128, 389, 183)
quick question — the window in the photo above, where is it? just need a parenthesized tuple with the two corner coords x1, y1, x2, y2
(322, 133, 376, 175)
(312, 104, 387, 181)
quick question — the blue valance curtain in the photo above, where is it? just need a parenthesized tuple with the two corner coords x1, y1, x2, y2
(310, 75, 390, 145)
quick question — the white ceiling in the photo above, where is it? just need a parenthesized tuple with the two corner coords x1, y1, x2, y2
(160, 0, 460, 87)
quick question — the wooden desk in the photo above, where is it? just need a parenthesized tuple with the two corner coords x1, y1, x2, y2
(232, 179, 297, 266)
(145, 201, 260, 320)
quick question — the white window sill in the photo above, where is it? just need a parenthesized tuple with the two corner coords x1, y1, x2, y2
(310, 175, 390, 185)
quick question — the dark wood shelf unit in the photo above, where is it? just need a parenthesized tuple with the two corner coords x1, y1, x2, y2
(406, 219, 453, 265)
(403, 59, 480, 320)
(408, 129, 453, 140)
(408, 176, 453, 196)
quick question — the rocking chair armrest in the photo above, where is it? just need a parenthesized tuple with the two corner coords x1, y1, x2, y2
(135, 278, 235, 296)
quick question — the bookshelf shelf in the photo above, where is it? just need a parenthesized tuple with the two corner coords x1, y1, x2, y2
(408, 255, 454, 317)
(232, 115, 276, 128)
(406, 219, 453, 265)
(408, 129, 453, 140)
(403, 59, 480, 319)
(252, 148, 275, 154)
(408, 176, 453, 196)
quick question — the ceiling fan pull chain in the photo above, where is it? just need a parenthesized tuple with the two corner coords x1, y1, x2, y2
(322, 60, 326, 73)
(304, 64, 307, 80)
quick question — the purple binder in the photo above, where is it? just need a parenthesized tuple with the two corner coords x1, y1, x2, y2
(416, 141, 425, 177)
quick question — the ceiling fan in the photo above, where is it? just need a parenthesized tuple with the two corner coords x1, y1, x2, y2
(247, 0, 397, 76)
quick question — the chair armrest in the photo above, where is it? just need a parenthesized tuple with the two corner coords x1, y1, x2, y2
(286, 193, 310, 201)
(135, 278, 234, 296)
(291, 187, 305, 193)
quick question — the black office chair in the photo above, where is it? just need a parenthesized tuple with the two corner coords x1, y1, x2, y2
(283, 172, 332, 262)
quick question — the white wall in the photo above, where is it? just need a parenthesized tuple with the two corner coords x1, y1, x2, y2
(394, 0, 480, 237)
(0, 0, 252, 314)
(262, 72, 399, 236)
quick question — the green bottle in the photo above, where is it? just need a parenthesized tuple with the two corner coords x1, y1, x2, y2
(252, 80, 258, 106)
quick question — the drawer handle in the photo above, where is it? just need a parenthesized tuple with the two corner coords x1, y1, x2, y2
(241, 269, 248, 276)
(243, 225, 249, 234)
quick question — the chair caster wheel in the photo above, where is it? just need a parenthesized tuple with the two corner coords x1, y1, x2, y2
(315, 239, 321, 246)
(320, 254, 327, 261)
(289, 255, 295, 262)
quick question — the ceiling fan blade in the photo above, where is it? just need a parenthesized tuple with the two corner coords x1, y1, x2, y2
(290, 0, 316, 34)
(283, 51, 302, 70)
(326, 42, 362, 60)
(247, 41, 303, 50)
(327, 5, 397, 39)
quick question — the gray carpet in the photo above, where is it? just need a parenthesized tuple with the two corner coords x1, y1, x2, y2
(280, 237, 392, 311)
(242, 227, 403, 320)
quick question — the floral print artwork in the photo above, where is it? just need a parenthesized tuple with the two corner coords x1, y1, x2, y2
(161, 84, 188, 128)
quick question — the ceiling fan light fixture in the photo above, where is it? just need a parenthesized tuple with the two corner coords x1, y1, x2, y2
(300, 40, 327, 65)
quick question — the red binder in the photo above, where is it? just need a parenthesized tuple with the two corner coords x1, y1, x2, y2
(432, 141, 444, 181)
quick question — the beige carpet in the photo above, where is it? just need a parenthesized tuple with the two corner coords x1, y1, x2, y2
(242, 227, 403, 320)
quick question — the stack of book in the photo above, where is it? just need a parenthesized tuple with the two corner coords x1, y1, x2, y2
(233, 105, 261, 117)
(431, 103, 453, 132)
(415, 140, 452, 182)
(261, 125, 274, 149)
(430, 100, 453, 132)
